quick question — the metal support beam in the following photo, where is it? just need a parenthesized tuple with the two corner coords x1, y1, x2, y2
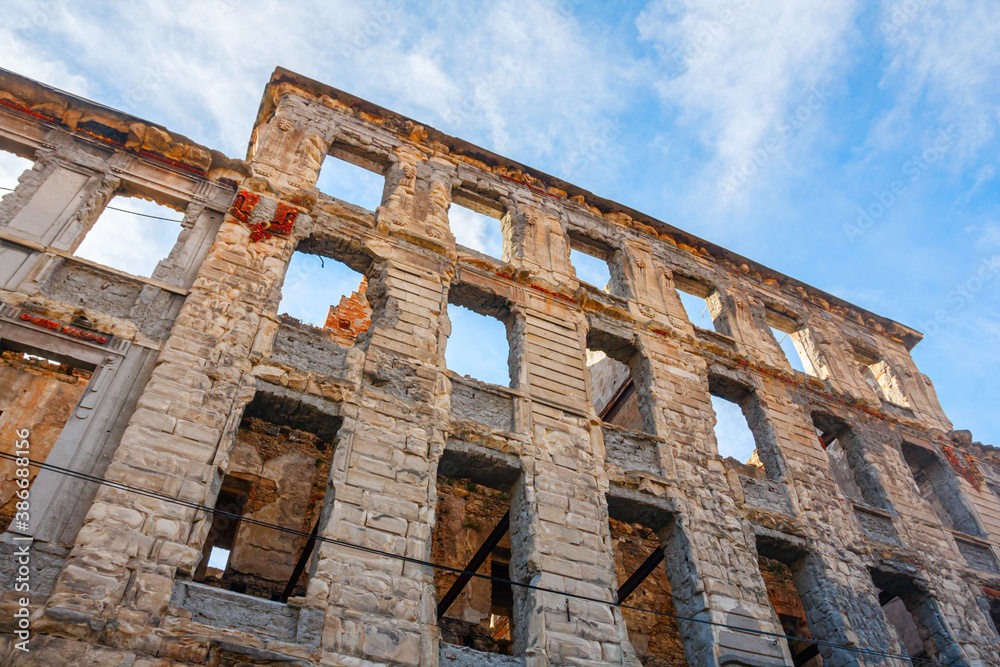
(437, 510, 510, 619)
(280, 517, 320, 603)
(792, 643, 819, 666)
(617, 546, 664, 603)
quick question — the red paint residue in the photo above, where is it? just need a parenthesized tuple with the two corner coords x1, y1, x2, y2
(229, 190, 260, 224)
(941, 444, 983, 491)
(20, 313, 108, 345)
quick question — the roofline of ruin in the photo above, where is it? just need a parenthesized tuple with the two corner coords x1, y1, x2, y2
(260, 67, 924, 351)
(0, 65, 922, 350)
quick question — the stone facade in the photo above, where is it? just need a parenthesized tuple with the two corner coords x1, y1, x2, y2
(0, 65, 999, 666)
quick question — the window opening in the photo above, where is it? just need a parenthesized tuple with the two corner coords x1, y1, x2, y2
(586, 330, 654, 434)
(708, 375, 782, 478)
(754, 538, 824, 667)
(0, 344, 93, 529)
(446, 284, 514, 388)
(206, 545, 231, 571)
(192, 392, 340, 601)
(812, 412, 887, 510)
(450, 196, 504, 259)
(74, 196, 183, 278)
(769, 327, 805, 373)
(764, 307, 822, 376)
(569, 231, 632, 298)
(316, 147, 386, 212)
(433, 448, 520, 657)
(0, 150, 34, 192)
(606, 495, 686, 666)
(710, 395, 757, 464)
(851, 346, 910, 407)
(870, 570, 944, 661)
(901, 441, 983, 537)
(674, 275, 720, 332)
(277, 246, 370, 345)
(570, 248, 612, 290)
(986, 595, 1000, 638)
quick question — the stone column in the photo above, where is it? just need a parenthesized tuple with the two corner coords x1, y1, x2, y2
(641, 332, 793, 666)
(40, 100, 334, 649)
(311, 247, 450, 667)
(508, 300, 639, 665)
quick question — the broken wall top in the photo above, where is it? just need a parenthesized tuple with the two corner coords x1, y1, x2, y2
(0, 67, 249, 181)
(259, 66, 922, 350)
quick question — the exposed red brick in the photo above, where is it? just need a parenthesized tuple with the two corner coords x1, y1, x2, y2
(323, 277, 371, 346)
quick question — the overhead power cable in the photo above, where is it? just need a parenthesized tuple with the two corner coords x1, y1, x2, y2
(0, 185, 183, 222)
(1, 451, 941, 665)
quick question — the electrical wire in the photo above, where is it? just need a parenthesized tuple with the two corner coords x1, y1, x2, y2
(0, 185, 183, 222)
(1, 451, 943, 665)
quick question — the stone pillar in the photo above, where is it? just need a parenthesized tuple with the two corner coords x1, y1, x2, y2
(310, 248, 449, 666)
(40, 99, 332, 648)
(503, 198, 572, 285)
(641, 333, 793, 666)
(512, 301, 638, 665)
(41, 194, 292, 634)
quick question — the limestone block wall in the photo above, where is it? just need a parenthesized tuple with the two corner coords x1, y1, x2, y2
(0, 65, 997, 667)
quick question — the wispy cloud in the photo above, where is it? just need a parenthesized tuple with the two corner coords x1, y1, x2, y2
(874, 0, 1000, 158)
(449, 206, 504, 258)
(637, 0, 860, 197)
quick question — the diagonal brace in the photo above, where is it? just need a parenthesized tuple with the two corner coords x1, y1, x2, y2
(617, 546, 665, 604)
(793, 643, 820, 666)
(437, 510, 510, 619)
(280, 517, 321, 603)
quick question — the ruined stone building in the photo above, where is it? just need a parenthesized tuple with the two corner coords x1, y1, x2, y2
(1, 65, 1000, 666)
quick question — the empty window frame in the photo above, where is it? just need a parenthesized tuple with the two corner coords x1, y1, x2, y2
(764, 308, 822, 376)
(446, 283, 516, 388)
(754, 539, 825, 667)
(0, 344, 93, 529)
(450, 191, 505, 260)
(433, 446, 522, 657)
(316, 144, 387, 212)
(901, 441, 983, 537)
(74, 196, 184, 278)
(870, 569, 952, 662)
(586, 329, 654, 434)
(277, 237, 373, 344)
(607, 514, 684, 665)
(709, 375, 784, 479)
(193, 392, 341, 601)
(984, 595, 1000, 639)
(812, 412, 889, 510)
(567, 231, 625, 297)
(851, 345, 910, 408)
(0, 148, 34, 192)
(673, 274, 723, 332)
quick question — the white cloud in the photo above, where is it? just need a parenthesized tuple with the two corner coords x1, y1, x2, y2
(0, 152, 35, 192)
(449, 205, 503, 258)
(73, 197, 183, 278)
(637, 0, 859, 196)
(2, 0, 635, 175)
(877, 0, 1000, 157)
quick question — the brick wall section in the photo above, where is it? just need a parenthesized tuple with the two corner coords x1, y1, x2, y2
(323, 277, 371, 346)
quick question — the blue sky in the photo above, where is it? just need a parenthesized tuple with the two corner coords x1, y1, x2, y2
(2, 0, 997, 454)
